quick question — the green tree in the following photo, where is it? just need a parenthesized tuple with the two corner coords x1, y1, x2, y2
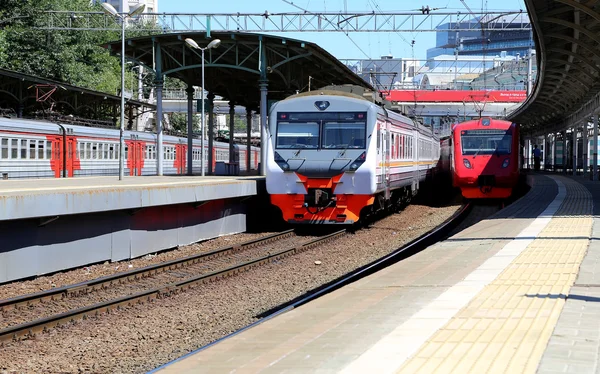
(168, 112, 200, 133)
(0, 0, 148, 95)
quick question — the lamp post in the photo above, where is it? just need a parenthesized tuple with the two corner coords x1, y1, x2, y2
(101, 2, 145, 180)
(185, 38, 221, 176)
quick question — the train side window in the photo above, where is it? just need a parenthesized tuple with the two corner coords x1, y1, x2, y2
(30, 140, 38, 159)
(103, 144, 109, 160)
(1, 139, 7, 159)
(20, 139, 27, 159)
(37, 140, 43, 159)
(10, 139, 17, 159)
(46, 141, 52, 159)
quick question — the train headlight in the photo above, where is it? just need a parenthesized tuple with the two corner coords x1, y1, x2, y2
(348, 152, 366, 172)
(463, 159, 472, 169)
(502, 158, 510, 168)
(274, 151, 291, 171)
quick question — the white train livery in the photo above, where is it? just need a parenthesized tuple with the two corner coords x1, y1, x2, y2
(266, 90, 440, 224)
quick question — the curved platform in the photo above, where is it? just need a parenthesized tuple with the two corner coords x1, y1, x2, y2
(154, 173, 597, 374)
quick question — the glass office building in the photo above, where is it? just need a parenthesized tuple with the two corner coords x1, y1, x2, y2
(427, 16, 533, 59)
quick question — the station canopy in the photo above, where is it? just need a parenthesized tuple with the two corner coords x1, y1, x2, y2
(0, 68, 154, 125)
(509, 0, 600, 135)
(103, 32, 373, 110)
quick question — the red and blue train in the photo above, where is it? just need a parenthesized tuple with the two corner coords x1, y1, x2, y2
(451, 118, 520, 199)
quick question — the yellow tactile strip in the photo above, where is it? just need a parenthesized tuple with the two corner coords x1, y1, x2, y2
(398, 177, 592, 374)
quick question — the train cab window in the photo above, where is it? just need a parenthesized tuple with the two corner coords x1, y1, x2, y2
(322, 122, 366, 149)
(1, 139, 7, 159)
(276, 122, 319, 149)
(461, 129, 512, 155)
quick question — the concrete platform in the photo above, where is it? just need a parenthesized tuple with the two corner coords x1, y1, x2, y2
(0, 175, 262, 221)
(154, 173, 600, 374)
(0, 176, 265, 284)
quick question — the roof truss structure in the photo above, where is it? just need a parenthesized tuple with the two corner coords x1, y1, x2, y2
(510, 0, 600, 135)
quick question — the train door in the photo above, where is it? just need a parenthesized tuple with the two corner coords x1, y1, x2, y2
(50, 136, 62, 178)
(126, 140, 143, 176)
(175, 144, 186, 174)
(135, 142, 144, 176)
(66, 137, 77, 177)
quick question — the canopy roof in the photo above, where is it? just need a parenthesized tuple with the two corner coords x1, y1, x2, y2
(103, 32, 373, 110)
(509, 0, 600, 134)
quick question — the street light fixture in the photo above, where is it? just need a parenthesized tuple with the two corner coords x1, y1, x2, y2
(185, 37, 221, 176)
(102, 2, 146, 180)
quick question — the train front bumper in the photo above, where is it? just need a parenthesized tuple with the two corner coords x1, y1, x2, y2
(270, 194, 375, 224)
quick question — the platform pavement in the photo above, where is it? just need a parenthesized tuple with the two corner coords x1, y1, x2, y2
(536, 173, 600, 374)
(154, 173, 599, 374)
(0, 175, 263, 221)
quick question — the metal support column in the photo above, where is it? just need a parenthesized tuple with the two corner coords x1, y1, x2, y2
(155, 77, 164, 176)
(552, 133, 557, 172)
(155, 43, 164, 176)
(207, 93, 215, 175)
(186, 85, 194, 176)
(17, 81, 23, 118)
(246, 108, 252, 173)
(259, 81, 268, 176)
(583, 122, 589, 177)
(229, 102, 235, 163)
(525, 138, 530, 170)
(562, 130, 567, 174)
(594, 115, 599, 180)
(259, 36, 268, 176)
(543, 134, 548, 170)
(573, 127, 578, 176)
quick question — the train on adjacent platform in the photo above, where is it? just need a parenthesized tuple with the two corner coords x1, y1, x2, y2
(266, 89, 441, 224)
(0, 117, 259, 178)
(450, 117, 520, 199)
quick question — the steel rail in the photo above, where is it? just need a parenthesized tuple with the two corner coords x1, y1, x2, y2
(0, 229, 295, 311)
(0, 229, 346, 343)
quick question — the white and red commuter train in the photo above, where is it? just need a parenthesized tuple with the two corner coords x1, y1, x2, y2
(266, 89, 441, 224)
(0, 117, 259, 178)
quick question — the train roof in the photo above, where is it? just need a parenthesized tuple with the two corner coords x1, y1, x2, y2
(452, 118, 515, 131)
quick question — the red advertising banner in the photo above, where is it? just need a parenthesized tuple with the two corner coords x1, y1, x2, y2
(386, 90, 527, 103)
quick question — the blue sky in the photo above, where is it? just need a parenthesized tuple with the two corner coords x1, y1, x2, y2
(159, 0, 528, 60)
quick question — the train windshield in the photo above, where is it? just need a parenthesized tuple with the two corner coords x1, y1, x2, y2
(276, 112, 367, 149)
(276, 122, 319, 148)
(322, 123, 366, 149)
(461, 129, 512, 155)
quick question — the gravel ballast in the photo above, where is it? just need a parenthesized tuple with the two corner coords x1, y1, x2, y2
(0, 202, 460, 373)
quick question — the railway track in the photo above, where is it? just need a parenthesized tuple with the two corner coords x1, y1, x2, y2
(0, 229, 346, 344)
(149, 203, 474, 373)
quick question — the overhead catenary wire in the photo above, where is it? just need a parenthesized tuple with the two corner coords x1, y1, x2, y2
(281, 0, 371, 59)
